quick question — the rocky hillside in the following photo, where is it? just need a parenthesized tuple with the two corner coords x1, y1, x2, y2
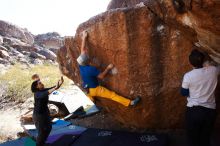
(0, 20, 64, 68)
(57, 0, 220, 129)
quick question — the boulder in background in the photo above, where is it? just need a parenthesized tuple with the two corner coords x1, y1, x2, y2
(37, 49, 57, 61)
(0, 20, 34, 45)
(35, 32, 64, 49)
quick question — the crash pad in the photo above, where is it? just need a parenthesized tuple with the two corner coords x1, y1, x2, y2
(71, 128, 169, 146)
(49, 85, 95, 113)
(24, 119, 72, 138)
(0, 137, 31, 146)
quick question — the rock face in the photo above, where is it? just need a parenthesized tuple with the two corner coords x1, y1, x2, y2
(29, 52, 46, 60)
(0, 20, 34, 45)
(0, 20, 64, 66)
(37, 49, 57, 61)
(107, 0, 145, 9)
(0, 36, 3, 44)
(35, 32, 64, 49)
(57, 0, 220, 129)
(108, 0, 220, 63)
(0, 49, 9, 59)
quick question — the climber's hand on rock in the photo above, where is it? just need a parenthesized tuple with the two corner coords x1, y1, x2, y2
(82, 31, 88, 39)
(107, 64, 114, 70)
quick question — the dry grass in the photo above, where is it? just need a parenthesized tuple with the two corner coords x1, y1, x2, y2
(0, 63, 72, 102)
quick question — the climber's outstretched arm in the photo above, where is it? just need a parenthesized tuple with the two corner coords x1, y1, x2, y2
(80, 31, 88, 55)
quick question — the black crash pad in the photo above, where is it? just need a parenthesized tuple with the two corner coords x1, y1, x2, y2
(71, 128, 169, 146)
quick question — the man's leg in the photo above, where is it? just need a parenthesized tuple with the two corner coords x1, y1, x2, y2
(36, 115, 52, 146)
(33, 114, 39, 131)
(90, 86, 131, 106)
(199, 108, 216, 146)
(32, 114, 40, 142)
(186, 107, 201, 146)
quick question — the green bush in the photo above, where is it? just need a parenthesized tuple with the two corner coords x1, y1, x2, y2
(0, 64, 72, 102)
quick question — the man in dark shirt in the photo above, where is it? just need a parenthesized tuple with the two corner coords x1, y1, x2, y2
(77, 31, 140, 107)
(31, 77, 64, 146)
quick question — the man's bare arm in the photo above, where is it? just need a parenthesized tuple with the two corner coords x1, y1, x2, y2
(97, 64, 114, 80)
(80, 31, 88, 54)
(48, 76, 64, 94)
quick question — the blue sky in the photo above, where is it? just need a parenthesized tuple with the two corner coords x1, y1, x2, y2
(0, 0, 110, 36)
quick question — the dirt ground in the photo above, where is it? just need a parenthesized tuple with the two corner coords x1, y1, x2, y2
(71, 109, 129, 131)
(0, 103, 26, 143)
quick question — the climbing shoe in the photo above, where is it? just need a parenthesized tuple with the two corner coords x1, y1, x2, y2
(130, 96, 141, 106)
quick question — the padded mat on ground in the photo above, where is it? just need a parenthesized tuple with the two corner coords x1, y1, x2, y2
(0, 137, 35, 146)
(25, 119, 72, 138)
(71, 128, 169, 146)
(49, 86, 96, 113)
(64, 105, 100, 120)
(46, 125, 86, 144)
(46, 134, 78, 146)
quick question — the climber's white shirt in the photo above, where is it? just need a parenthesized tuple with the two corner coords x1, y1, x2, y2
(182, 65, 220, 109)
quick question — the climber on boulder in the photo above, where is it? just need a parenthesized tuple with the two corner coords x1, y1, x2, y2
(76, 30, 140, 107)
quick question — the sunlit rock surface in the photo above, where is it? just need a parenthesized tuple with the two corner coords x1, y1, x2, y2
(0, 20, 64, 65)
(35, 32, 64, 49)
(0, 20, 34, 45)
(57, 0, 220, 129)
(108, 0, 220, 63)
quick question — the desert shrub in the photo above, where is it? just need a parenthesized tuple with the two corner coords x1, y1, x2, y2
(0, 63, 72, 102)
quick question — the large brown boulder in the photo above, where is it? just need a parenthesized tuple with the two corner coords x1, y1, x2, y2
(108, 0, 220, 63)
(57, 1, 220, 129)
(0, 20, 34, 45)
